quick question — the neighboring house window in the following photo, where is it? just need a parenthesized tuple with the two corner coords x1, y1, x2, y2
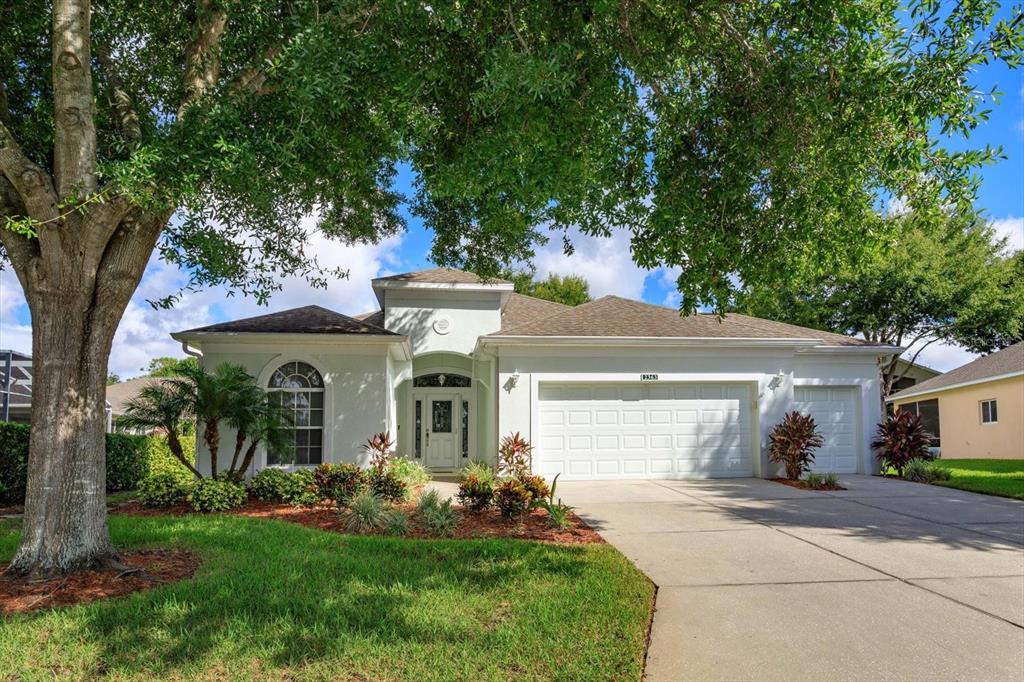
(898, 399, 940, 448)
(413, 373, 471, 388)
(267, 361, 324, 466)
(980, 399, 998, 424)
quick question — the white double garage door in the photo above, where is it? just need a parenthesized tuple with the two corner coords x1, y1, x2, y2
(537, 382, 858, 479)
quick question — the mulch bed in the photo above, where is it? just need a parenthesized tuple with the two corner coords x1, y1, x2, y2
(770, 478, 846, 491)
(114, 499, 603, 545)
(0, 550, 200, 615)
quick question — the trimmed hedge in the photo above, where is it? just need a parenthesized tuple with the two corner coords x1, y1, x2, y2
(0, 421, 178, 504)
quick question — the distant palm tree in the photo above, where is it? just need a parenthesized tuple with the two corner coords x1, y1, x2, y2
(120, 382, 201, 478)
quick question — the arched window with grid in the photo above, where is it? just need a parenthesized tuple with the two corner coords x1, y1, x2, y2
(267, 361, 324, 465)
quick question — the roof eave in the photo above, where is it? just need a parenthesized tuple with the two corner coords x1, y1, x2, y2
(170, 331, 409, 346)
(886, 369, 1024, 402)
(478, 336, 827, 348)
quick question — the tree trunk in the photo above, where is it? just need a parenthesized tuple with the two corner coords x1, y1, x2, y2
(167, 430, 202, 479)
(204, 420, 220, 477)
(8, 297, 120, 575)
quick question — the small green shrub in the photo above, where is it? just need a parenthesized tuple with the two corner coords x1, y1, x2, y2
(367, 468, 407, 503)
(138, 472, 193, 508)
(903, 459, 951, 484)
(768, 411, 824, 480)
(823, 472, 840, 488)
(533, 474, 576, 530)
(421, 498, 459, 537)
(250, 468, 314, 503)
(0, 422, 30, 505)
(519, 474, 550, 504)
(381, 508, 411, 536)
(460, 459, 496, 484)
(457, 473, 494, 512)
(312, 463, 365, 505)
(873, 411, 932, 477)
(805, 472, 824, 488)
(340, 490, 386, 533)
(146, 433, 196, 478)
(495, 478, 532, 520)
(388, 457, 431, 496)
(288, 468, 319, 506)
(187, 477, 247, 512)
(416, 488, 441, 516)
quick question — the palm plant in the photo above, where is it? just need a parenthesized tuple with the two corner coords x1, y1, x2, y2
(169, 362, 255, 477)
(120, 382, 201, 478)
(234, 395, 295, 479)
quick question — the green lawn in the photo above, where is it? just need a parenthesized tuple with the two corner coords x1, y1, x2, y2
(930, 459, 1024, 500)
(1, 515, 653, 681)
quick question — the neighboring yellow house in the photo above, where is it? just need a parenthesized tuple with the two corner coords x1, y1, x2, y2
(888, 342, 1023, 460)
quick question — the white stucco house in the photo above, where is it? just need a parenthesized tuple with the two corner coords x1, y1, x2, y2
(171, 268, 900, 480)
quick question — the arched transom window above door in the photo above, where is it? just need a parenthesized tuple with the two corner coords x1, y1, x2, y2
(267, 361, 324, 465)
(413, 373, 471, 388)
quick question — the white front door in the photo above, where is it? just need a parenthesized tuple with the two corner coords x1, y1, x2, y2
(424, 394, 458, 469)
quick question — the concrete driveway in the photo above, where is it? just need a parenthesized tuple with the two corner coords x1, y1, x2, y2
(557, 476, 1024, 682)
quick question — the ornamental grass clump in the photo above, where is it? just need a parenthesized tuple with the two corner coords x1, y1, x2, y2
(873, 411, 933, 477)
(340, 490, 387, 533)
(768, 411, 824, 480)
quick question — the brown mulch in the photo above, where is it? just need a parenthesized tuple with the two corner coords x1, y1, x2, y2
(0, 550, 200, 615)
(770, 477, 846, 491)
(114, 498, 603, 545)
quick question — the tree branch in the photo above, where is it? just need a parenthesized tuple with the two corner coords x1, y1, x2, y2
(0, 121, 60, 224)
(178, 0, 228, 119)
(94, 43, 141, 142)
(52, 0, 98, 198)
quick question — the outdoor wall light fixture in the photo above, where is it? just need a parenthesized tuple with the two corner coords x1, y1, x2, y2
(767, 373, 784, 391)
(502, 370, 520, 393)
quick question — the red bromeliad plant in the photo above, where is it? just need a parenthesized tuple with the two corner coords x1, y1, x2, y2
(768, 411, 825, 480)
(364, 431, 396, 473)
(872, 411, 933, 477)
(497, 432, 534, 478)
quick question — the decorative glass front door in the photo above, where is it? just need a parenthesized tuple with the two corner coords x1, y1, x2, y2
(425, 395, 457, 469)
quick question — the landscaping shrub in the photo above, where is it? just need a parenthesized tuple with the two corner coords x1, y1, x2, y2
(494, 478, 532, 520)
(138, 471, 193, 508)
(1, 424, 177, 504)
(364, 431, 396, 472)
(388, 457, 431, 496)
(456, 473, 494, 512)
(367, 467, 407, 503)
(420, 498, 459, 537)
(147, 433, 196, 478)
(381, 508, 411, 536)
(250, 468, 314, 503)
(533, 474, 575, 530)
(903, 458, 951, 484)
(768, 411, 824, 480)
(460, 459, 496, 484)
(873, 411, 933, 477)
(0, 422, 29, 505)
(340, 490, 386, 533)
(187, 477, 248, 512)
(312, 463, 365, 505)
(824, 472, 840, 488)
(105, 433, 151, 491)
(497, 432, 533, 478)
(416, 488, 441, 516)
(288, 468, 319, 506)
(519, 474, 550, 504)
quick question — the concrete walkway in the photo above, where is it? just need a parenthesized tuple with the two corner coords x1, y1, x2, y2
(558, 476, 1024, 682)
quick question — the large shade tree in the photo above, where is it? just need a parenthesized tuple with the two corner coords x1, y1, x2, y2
(732, 213, 1024, 397)
(1, 1, 1020, 574)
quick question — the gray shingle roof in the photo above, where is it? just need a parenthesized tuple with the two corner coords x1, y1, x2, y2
(490, 295, 886, 347)
(891, 342, 1024, 399)
(500, 293, 571, 331)
(373, 268, 510, 285)
(177, 305, 399, 336)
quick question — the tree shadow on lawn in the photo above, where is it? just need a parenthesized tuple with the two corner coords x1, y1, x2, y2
(5, 514, 644, 679)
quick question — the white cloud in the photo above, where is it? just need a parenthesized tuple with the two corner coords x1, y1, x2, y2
(531, 228, 655, 300)
(901, 339, 978, 373)
(990, 216, 1023, 253)
(0, 216, 406, 379)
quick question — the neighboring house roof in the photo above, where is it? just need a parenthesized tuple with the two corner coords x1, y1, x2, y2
(889, 342, 1024, 401)
(175, 305, 399, 336)
(106, 376, 164, 416)
(500, 293, 571, 331)
(489, 295, 889, 348)
(893, 357, 942, 378)
(352, 309, 385, 327)
(372, 268, 510, 285)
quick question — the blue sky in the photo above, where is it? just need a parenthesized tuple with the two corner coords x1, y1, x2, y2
(1, 27, 1021, 378)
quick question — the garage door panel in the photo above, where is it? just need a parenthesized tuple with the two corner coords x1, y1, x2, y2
(538, 382, 753, 479)
(793, 386, 859, 474)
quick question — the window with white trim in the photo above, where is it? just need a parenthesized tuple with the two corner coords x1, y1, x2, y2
(267, 361, 324, 465)
(980, 399, 998, 424)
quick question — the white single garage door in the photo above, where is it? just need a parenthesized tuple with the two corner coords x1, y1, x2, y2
(537, 383, 753, 479)
(792, 386, 859, 473)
